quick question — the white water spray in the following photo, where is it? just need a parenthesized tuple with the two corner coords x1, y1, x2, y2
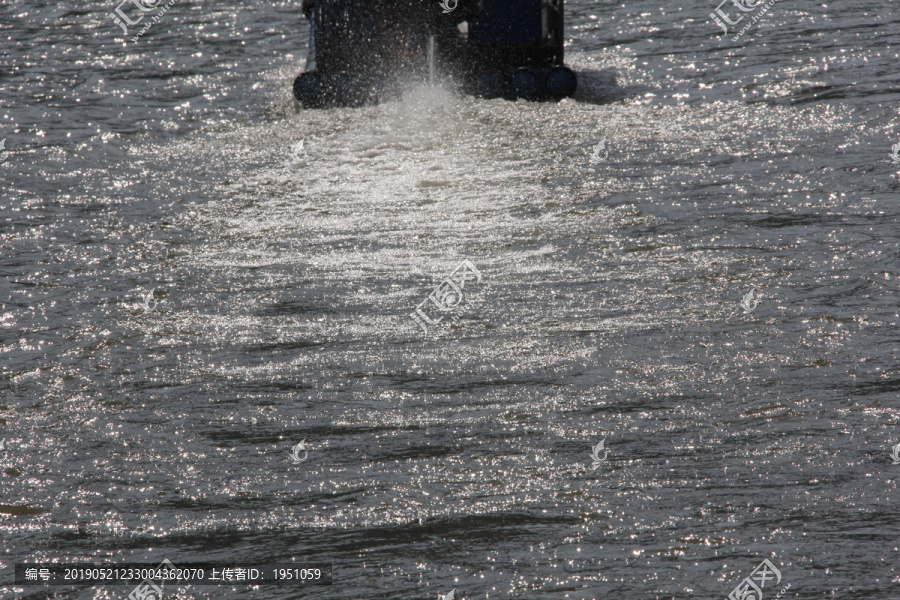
(427, 34, 436, 86)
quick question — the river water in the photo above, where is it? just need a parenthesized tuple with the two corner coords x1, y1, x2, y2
(1, 1, 899, 599)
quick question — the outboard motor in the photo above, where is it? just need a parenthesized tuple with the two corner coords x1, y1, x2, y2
(293, 0, 577, 107)
(464, 0, 576, 100)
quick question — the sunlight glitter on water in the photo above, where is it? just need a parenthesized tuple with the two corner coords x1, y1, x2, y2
(2, 0, 900, 598)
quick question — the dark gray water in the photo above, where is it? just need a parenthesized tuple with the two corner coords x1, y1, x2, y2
(2, 1, 899, 598)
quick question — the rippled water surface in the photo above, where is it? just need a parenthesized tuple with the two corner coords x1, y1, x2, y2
(2, 1, 899, 598)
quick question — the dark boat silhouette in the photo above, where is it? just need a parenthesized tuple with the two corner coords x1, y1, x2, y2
(293, 0, 577, 107)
